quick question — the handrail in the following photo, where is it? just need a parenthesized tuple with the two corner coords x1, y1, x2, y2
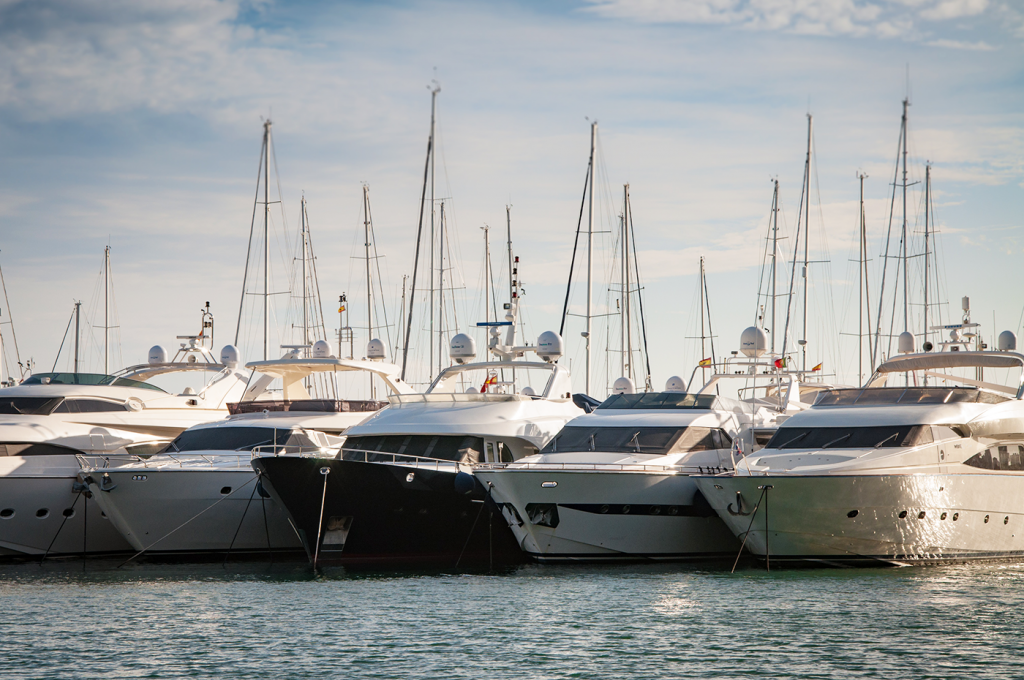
(473, 461, 731, 474)
(334, 446, 469, 472)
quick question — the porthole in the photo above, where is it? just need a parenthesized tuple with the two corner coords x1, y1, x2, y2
(650, 506, 661, 515)
(847, 510, 859, 518)
(899, 510, 908, 519)
(0, 508, 13, 519)
(599, 505, 609, 514)
(985, 515, 990, 523)
(1005, 516, 1010, 525)
(62, 508, 76, 518)
(918, 511, 926, 519)
(668, 506, 679, 516)
(940, 512, 947, 520)
(622, 505, 631, 514)
(220, 487, 232, 495)
(36, 508, 49, 519)
(953, 513, 959, 521)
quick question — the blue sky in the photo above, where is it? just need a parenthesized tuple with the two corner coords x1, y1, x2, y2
(0, 0, 1021, 394)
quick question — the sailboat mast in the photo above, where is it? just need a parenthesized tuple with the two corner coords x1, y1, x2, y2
(586, 121, 596, 395)
(901, 98, 910, 334)
(301, 196, 308, 347)
(858, 172, 867, 383)
(74, 301, 81, 373)
(620, 187, 627, 379)
(363, 185, 373, 349)
(699, 255, 707, 382)
(770, 179, 779, 353)
(429, 92, 437, 377)
(482, 226, 490, 326)
(801, 114, 812, 374)
(507, 206, 514, 303)
(624, 184, 633, 382)
(923, 163, 931, 385)
(263, 120, 271, 361)
(401, 85, 438, 381)
(104, 245, 109, 374)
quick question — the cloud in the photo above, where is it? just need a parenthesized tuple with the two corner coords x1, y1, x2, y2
(926, 38, 995, 49)
(581, 0, 1004, 42)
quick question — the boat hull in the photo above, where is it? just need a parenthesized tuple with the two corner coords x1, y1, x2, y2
(83, 465, 302, 557)
(253, 456, 527, 567)
(475, 468, 740, 562)
(695, 473, 1024, 565)
(0, 456, 132, 558)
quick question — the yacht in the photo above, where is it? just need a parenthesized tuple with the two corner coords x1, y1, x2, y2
(79, 341, 415, 558)
(694, 322, 1024, 566)
(0, 329, 251, 559)
(253, 308, 584, 567)
(475, 327, 817, 562)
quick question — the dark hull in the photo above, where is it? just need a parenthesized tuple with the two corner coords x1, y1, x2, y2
(252, 456, 527, 567)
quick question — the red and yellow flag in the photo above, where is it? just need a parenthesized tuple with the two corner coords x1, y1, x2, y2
(812, 362, 823, 372)
(480, 375, 497, 393)
(698, 357, 713, 367)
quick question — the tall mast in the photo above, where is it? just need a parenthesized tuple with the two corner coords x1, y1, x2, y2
(801, 114, 812, 374)
(620, 186, 627, 379)
(429, 90, 437, 377)
(74, 301, 81, 373)
(262, 119, 271, 361)
(363, 185, 373, 350)
(401, 85, 438, 381)
(507, 206, 514, 309)
(770, 179, 779, 353)
(437, 201, 446, 376)
(104, 245, 110, 374)
(923, 163, 931, 384)
(585, 121, 596, 395)
(624, 184, 633, 382)
(857, 172, 868, 383)
(0, 256, 22, 380)
(699, 255, 707, 383)
(901, 98, 910, 334)
(301, 195, 308, 347)
(482, 225, 490, 326)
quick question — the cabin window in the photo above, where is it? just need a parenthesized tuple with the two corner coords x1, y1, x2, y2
(964, 445, 1024, 471)
(766, 425, 933, 450)
(0, 397, 63, 416)
(53, 398, 128, 413)
(165, 427, 290, 453)
(343, 435, 484, 463)
(541, 426, 732, 455)
(0, 442, 83, 456)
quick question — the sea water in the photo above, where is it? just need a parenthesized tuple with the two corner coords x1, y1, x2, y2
(1, 559, 1022, 679)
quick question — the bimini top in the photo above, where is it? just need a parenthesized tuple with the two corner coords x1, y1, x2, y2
(867, 350, 1024, 399)
(242, 357, 415, 402)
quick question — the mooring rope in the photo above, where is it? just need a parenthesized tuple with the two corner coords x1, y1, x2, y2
(223, 474, 261, 566)
(313, 466, 330, 569)
(731, 484, 770, 574)
(40, 488, 84, 564)
(455, 500, 486, 569)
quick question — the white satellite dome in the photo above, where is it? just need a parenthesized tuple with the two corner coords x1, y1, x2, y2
(665, 376, 686, 393)
(450, 333, 476, 364)
(998, 330, 1017, 352)
(898, 331, 915, 354)
(148, 345, 168, 364)
(536, 331, 564, 363)
(219, 345, 240, 368)
(521, 386, 537, 397)
(740, 326, 768, 357)
(612, 377, 635, 395)
(313, 340, 333, 359)
(366, 339, 386, 361)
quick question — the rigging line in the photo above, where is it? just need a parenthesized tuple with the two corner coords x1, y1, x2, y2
(559, 157, 592, 336)
(702, 264, 717, 372)
(366, 196, 393, 354)
(780, 142, 809, 363)
(873, 118, 905, 364)
(0, 258, 22, 370)
(754, 184, 775, 324)
(50, 307, 77, 372)
(236, 137, 266, 346)
(401, 126, 433, 381)
(627, 196, 652, 390)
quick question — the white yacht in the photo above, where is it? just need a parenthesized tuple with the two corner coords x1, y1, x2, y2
(0, 333, 251, 559)
(80, 341, 415, 558)
(253, 313, 585, 566)
(475, 327, 817, 562)
(695, 323, 1024, 566)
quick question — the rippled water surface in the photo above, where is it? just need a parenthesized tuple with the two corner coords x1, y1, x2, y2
(2, 558, 1023, 679)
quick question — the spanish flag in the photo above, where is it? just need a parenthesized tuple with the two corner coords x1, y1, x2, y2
(774, 357, 787, 369)
(338, 304, 346, 313)
(698, 357, 713, 367)
(480, 375, 497, 393)
(812, 362, 822, 372)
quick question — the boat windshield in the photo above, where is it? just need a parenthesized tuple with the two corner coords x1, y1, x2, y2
(765, 424, 953, 450)
(814, 387, 1006, 407)
(542, 426, 732, 455)
(343, 434, 486, 464)
(165, 427, 313, 453)
(21, 373, 165, 392)
(0, 397, 64, 415)
(599, 393, 720, 410)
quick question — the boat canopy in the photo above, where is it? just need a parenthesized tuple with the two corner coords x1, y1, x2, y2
(875, 352, 1024, 374)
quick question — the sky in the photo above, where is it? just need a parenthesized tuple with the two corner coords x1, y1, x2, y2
(0, 0, 1021, 396)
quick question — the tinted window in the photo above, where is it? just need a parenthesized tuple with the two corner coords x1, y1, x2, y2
(766, 425, 932, 449)
(0, 397, 63, 415)
(0, 442, 82, 456)
(59, 399, 128, 413)
(21, 373, 165, 392)
(599, 393, 720, 410)
(343, 435, 484, 463)
(965, 445, 1024, 471)
(166, 427, 287, 453)
(542, 426, 730, 455)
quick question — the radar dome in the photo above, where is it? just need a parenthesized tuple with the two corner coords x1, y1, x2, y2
(313, 340, 333, 359)
(998, 330, 1017, 352)
(521, 386, 537, 396)
(536, 331, 564, 363)
(148, 345, 168, 364)
(740, 326, 768, 357)
(612, 377, 635, 395)
(366, 338, 386, 361)
(450, 333, 476, 364)
(665, 376, 686, 392)
(219, 345, 240, 368)
(898, 331, 915, 354)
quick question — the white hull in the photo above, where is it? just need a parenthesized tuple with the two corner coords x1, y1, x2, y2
(696, 473, 1024, 565)
(85, 463, 302, 556)
(477, 468, 740, 561)
(0, 456, 132, 557)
